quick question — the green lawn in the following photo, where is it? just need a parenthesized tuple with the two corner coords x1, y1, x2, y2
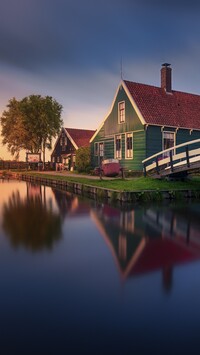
(22, 172, 200, 191)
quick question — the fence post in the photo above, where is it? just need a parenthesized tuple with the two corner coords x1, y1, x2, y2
(186, 146, 190, 167)
(170, 151, 174, 172)
(143, 163, 146, 177)
(156, 157, 160, 175)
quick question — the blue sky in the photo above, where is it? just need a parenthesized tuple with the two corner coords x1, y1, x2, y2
(1, 0, 200, 159)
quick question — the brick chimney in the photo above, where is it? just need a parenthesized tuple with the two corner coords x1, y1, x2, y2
(161, 63, 172, 92)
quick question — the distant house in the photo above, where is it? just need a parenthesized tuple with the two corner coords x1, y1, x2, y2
(51, 127, 95, 170)
(90, 64, 200, 172)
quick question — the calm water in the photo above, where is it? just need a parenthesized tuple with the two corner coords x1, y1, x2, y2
(1, 180, 200, 354)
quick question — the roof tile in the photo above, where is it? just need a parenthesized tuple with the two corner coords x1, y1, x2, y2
(65, 128, 95, 148)
(124, 80, 200, 129)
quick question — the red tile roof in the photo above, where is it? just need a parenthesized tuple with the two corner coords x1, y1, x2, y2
(65, 128, 95, 148)
(124, 80, 200, 130)
(129, 239, 198, 277)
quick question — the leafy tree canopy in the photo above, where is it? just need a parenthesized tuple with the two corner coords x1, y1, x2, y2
(0, 95, 63, 161)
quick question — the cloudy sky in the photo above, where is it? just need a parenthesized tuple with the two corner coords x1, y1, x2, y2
(1, 0, 200, 159)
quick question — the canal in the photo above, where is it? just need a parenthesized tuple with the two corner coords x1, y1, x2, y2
(1, 179, 200, 354)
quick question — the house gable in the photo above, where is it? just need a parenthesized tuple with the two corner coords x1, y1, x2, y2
(51, 128, 77, 161)
(104, 83, 145, 136)
(90, 81, 145, 143)
(90, 82, 146, 171)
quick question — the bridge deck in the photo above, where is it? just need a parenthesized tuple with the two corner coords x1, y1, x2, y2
(142, 139, 200, 178)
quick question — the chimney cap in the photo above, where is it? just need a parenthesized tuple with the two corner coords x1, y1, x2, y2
(162, 63, 171, 67)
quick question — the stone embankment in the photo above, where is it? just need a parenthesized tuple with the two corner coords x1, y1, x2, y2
(19, 173, 200, 203)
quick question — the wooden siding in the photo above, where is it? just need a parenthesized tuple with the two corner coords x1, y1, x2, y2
(104, 85, 143, 135)
(146, 126, 162, 158)
(176, 129, 200, 152)
(116, 131, 146, 171)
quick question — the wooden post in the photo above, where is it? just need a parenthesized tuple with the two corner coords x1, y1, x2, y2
(143, 163, 146, 177)
(156, 157, 160, 175)
(186, 146, 190, 167)
(169, 151, 174, 172)
(121, 167, 125, 179)
(99, 168, 103, 180)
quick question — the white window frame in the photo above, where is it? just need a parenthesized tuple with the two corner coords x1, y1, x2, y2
(125, 132, 133, 159)
(94, 142, 99, 156)
(99, 142, 104, 157)
(118, 101, 125, 124)
(115, 134, 122, 159)
(162, 131, 176, 157)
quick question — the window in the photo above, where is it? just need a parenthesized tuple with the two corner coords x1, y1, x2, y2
(118, 101, 125, 123)
(94, 142, 104, 159)
(163, 131, 175, 157)
(99, 142, 104, 157)
(115, 135, 122, 159)
(60, 135, 67, 149)
(94, 142, 99, 156)
(126, 133, 133, 158)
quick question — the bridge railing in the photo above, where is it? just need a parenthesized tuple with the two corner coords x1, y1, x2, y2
(142, 138, 200, 177)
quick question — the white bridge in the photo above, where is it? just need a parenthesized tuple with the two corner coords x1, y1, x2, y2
(142, 138, 200, 178)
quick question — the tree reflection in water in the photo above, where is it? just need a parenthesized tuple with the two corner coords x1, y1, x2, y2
(2, 190, 62, 251)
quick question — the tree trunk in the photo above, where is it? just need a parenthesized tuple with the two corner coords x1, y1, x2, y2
(42, 141, 46, 170)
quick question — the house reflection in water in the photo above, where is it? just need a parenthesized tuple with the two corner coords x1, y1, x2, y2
(91, 203, 200, 292)
(51, 188, 91, 219)
(41, 185, 200, 292)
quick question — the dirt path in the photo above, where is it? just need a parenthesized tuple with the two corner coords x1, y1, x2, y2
(37, 170, 114, 180)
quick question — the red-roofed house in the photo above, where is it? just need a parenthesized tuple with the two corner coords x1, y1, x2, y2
(51, 127, 95, 170)
(90, 64, 200, 171)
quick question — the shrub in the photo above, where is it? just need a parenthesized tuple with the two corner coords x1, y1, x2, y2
(76, 146, 92, 173)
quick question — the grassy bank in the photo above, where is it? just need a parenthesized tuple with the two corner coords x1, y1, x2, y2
(20, 172, 200, 192)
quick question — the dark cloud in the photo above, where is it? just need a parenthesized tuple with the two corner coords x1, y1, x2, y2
(0, 0, 199, 78)
(125, 0, 200, 11)
(1, 0, 200, 159)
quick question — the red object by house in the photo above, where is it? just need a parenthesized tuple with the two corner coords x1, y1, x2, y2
(101, 159, 121, 177)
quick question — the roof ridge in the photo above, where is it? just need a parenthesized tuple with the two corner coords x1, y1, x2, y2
(124, 79, 200, 97)
(65, 127, 95, 131)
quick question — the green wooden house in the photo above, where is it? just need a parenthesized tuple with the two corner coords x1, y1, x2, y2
(90, 64, 200, 172)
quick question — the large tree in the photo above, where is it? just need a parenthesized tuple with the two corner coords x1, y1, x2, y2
(0, 95, 63, 164)
(0, 98, 37, 159)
